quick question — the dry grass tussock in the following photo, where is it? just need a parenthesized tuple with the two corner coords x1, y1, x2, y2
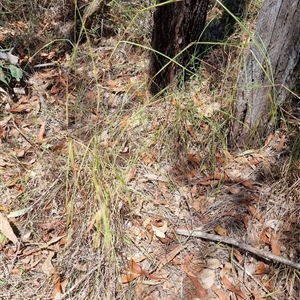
(0, 0, 300, 299)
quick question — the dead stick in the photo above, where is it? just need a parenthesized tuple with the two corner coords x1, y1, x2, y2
(175, 228, 300, 270)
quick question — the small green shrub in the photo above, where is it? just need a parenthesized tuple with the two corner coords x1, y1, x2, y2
(0, 61, 23, 85)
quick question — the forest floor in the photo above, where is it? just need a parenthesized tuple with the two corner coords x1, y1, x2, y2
(0, 1, 300, 299)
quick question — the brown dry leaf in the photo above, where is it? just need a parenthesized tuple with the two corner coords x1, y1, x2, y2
(126, 165, 137, 182)
(226, 185, 241, 194)
(0, 116, 11, 138)
(158, 181, 170, 198)
(122, 259, 162, 284)
(25, 258, 42, 271)
(22, 247, 41, 257)
(247, 157, 263, 166)
(181, 253, 196, 277)
(37, 66, 54, 78)
(106, 79, 129, 92)
(186, 123, 197, 139)
(174, 169, 197, 182)
(220, 262, 231, 277)
(233, 249, 243, 263)
(128, 259, 143, 275)
(254, 262, 268, 275)
(199, 268, 215, 289)
(42, 251, 55, 275)
(190, 185, 197, 197)
(8, 103, 34, 113)
(141, 269, 164, 280)
(183, 252, 195, 265)
(181, 262, 196, 277)
(151, 220, 168, 238)
(220, 263, 247, 300)
(221, 275, 247, 299)
(187, 274, 207, 298)
(51, 141, 67, 152)
(223, 149, 234, 161)
(121, 271, 141, 284)
(44, 235, 66, 247)
(39, 219, 62, 231)
(205, 170, 254, 189)
(14, 148, 25, 158)
(264, 133, 275, 146)
(143, 296, 155, 300)
(10, 268, 23, 275)
(187, 153, 202, 166)
(143, 173, 168, 182)
(192, 195, 207, 213)
(40, 52, 50, 57)
(0, 125, 7, 140)
(200, 172, 230, 185)
(143, 217, 152, 227)
(252, 291, 266, 300)
(260, 227, 271, 244)
(157, 244, 186, 272)
(214, 225, 226, 236)
(60, 278, 68, 293)
(142, 154, 155, 165)
(277, 134, 286, 151)
(240, 180, 254, 189)
(203, 102, 221, 117)
(216, 156, 225, 164)
(37, 122, 48, 144)
(171, 96, 180, 107)
(7, 127, 18, 139)
(145, 224, 154, 242)
(121, 115, 130, 128)
(130, 225, 146, 240)
(263, 278, 274, 292)
(270, 234, 281, 256)
(74, 263, 88, 272)
(50, 85, 60, 95)
(134, 282, 145, 299)
(124, 259, 143, 283)
(51, 268, 63, 299)
(211, 285, 226, 300)
(0, 212, 18, 244)
(157, 234, 175, 244)
(248, 205, 263, 223)
(205, 258, 221, 270)
(188, 169, 197, 179)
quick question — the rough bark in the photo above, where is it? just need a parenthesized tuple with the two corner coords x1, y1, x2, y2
(149, 0, 209, 94)
(231, 0, 300, 148)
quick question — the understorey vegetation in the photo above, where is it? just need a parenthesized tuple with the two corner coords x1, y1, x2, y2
(0, 0, 299, 299)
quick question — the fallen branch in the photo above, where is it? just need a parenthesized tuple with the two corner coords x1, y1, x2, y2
(175, 228, 300, 270)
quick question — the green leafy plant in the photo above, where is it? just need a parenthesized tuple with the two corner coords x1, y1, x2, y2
(0, 61, 23, 85)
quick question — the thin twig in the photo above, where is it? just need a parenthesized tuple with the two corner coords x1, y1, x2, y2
(175, 228, 300, 270)
(57, 266, 98, 300)
(232, 259, 278, 300)
(11, 120, 37, 148)
(10, 242, 21, 271)
(33, 62, 59, 68)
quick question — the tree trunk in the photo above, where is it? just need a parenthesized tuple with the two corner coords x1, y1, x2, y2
(149, 0, 209, 94)
(231, 0, 300, 148)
